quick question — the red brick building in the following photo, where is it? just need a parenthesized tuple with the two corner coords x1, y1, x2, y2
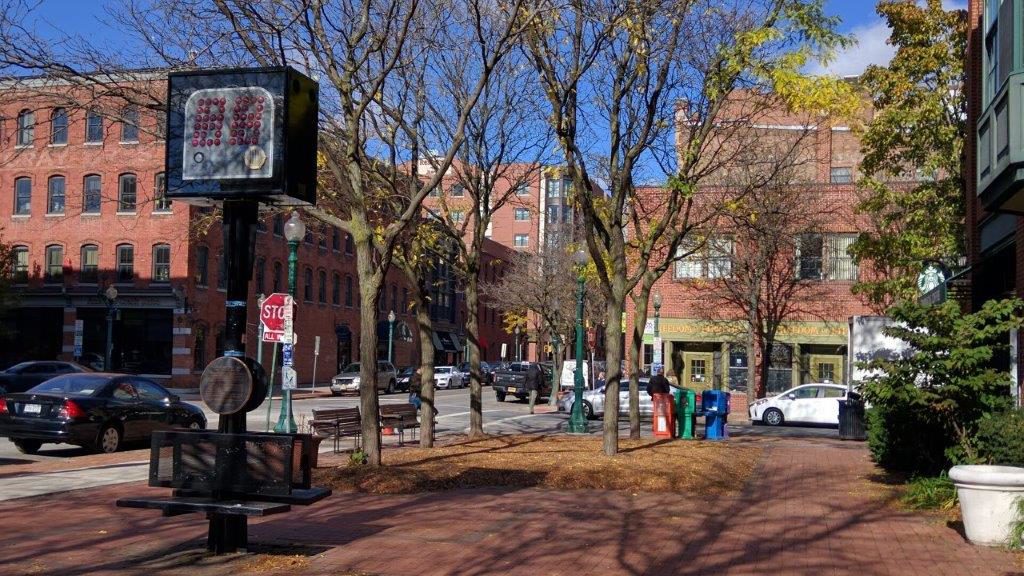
(0, 79, 513, 388)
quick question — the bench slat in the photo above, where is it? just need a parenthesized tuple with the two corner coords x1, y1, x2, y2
(117, 497, 292, 517)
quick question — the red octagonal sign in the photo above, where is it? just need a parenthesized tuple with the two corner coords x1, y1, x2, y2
(260, 293, 293, 333)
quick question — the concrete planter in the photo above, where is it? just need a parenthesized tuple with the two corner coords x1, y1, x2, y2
(950, 465, 1024, 546)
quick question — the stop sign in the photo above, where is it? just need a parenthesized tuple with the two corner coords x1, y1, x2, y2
(260, 293, 293, 333)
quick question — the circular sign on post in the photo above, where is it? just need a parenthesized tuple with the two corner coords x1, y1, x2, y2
(200, 356, 267, 415)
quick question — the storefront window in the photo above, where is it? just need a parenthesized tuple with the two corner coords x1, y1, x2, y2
(766, 343, 793, 394)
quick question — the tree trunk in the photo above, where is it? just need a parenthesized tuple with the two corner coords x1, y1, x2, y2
(746, 291, 758, 405)
(465, 270, 485, 437)
(355, 242, 383, 466)
(759, 338, 773, 400)
(627, 293, 649, 440)
(414, 284, 437, 448)
(602, 295, 624, 456)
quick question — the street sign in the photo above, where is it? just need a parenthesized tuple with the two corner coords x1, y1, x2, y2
(282, 343, 294, 367)
(73, 320, 84, 358)
(260, 293, 293, 342)
(282, 366, 297, 390)
(314, 335, 320, 356)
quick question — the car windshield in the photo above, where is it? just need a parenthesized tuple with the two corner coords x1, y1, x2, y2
(28, 375, 111, 396)
(399, 367, 414, 376)
(340, 363, 360, 373)
(436, 367, 451, 374)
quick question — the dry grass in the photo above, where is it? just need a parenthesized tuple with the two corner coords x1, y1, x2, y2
(314, 434, 760, 496)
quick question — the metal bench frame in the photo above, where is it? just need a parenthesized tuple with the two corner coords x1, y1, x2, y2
(309, 407, 362, 453)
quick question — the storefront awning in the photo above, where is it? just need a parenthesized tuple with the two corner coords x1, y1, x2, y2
(431, 331, 461, 353)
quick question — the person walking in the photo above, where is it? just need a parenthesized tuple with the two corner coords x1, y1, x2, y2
(407, 367, 423, 411)
(645, 366, 671, 396)
(526, 362, 542, 414)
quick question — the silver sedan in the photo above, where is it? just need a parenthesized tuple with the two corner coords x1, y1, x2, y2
(557, 378, 653, 419)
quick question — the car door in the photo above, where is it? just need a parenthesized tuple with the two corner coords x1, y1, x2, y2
(134, 379, 174, 432)
(815, 386, 846, 425)
(783, 386, 821, 423)
(617, 381, 630, 416)
(106, 379, 146, 440)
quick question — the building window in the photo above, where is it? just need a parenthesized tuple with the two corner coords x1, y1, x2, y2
(216, 251, 225, 289)
(255, 258, 266, 294)
(766, 343, 793, 394)
(272, 213, 283, 236)
(153, 172, 170, 211)
(16, 109, 34, 146)
(256, 218, 266, 233)
(332, 228, 340, 251)
(50, 108, 67, 145)
(83, 175, 101, 214)
(824, 234, 857, 281)
(46, 176, 65, 214)
(13, 177, 31, 215)
(345, 233, 354, 254)
(795, 233, 858, 281)
(318, 270, 327, 303)
(829, 167, 852, 184)
(674, 236, 733, 279)
(304, 267, 313, 302)
(318, 231, 327, 250)
(12, 246, 28, 283)
(985, 2, 999, 106)
(80, 244, 99, 283)
(451, 209, 465, 223)
(120, 106, 139, 142)
(85, 109, 103, 143)
(450, 184, 465, 197)
(44, 245, 63, 282)
(391, 284, 398, 313)
(116, 244, 134, 282)
(514, 207, 530, 221)
(195, 246, 209, 287)
(272, 261, 282, 293)
(345, 275, 353, 306)
(152, 244, 171, 282)
(514, 183, 530, 196)
(118, 174, 137, 212)
(332, 273, 340, 305)
(514, 234, 529, 247)
(546, 178, 561, 198)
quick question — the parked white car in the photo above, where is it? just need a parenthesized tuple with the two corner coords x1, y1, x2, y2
(433, 366, 464, 389)
(748, 383, 849, 426)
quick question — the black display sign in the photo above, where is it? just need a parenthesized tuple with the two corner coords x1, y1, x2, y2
(165, 66, 318, 206)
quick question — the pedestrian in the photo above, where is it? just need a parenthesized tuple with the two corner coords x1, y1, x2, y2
(595, 371, 606, 390)
(645, 365, 671, 397)
(526, 362, 542, 414)
(408, 367, 423, 411)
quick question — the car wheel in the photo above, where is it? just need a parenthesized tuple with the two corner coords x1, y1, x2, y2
(13, 439, 41, 455)
(762, 408, 784, 427)
(188, 419, 204, 430)
(96, 424, 122, 454)
(386, 380, 395, 394)
(331, 391, 340, 397)
(580, 401, 594, 420)
(496, 391, 506, 402)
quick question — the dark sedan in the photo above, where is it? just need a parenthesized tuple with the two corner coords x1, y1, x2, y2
(0, 373, 206, 455)
(0, 361, 92, 394)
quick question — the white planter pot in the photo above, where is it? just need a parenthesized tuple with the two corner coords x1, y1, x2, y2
(949, 465, 1024, 546)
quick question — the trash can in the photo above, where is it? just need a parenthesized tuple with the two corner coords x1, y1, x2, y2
(702, 389, 731, 440)
(652, 393, 676, 438)
(674, 388, 697, 439)
(838, 391, 866, 441)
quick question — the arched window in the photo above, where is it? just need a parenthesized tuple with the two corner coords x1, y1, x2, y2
(44, 245, 63, 282)
(13, 177, 31, 215)
(120, 106, 139, 142)
(116, 244, 134, 282)
(303, 267, 313, 302)
(272, 261, 282, 293)
(117, 173, 137, 212)
(345, 275, 353, 307)
(318, 270, 327, 303)
(332, 273, 341, 306)
(12, 246, 28, 283)
(47, 175, 65, 214)
(85, 109, 103, 143)
(80, 244, 99, 283)
(332, 229, 340, 251)
(153, 172, 170, 212)
(82, 174, 101, 214)
(195, 246, 209, 286)
(152, 244, 170, 282)
(16, 109, 34, 146)
(345, 233, 354, 254)
(50, 108, 67, 145)
(273, 214, 283, 236)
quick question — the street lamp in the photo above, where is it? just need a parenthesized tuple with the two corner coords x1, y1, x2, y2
(653, 290, 662, 375)
(568, 248, 589, 433)
(103, 285, 118, 371)
(387, 310, 396, 363)
(275, 210, 304, 434)
(514, 325, 521, 362)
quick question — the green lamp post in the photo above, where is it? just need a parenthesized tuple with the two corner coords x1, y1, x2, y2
(387, 309, 396, 363)
(274, 210, 304, 434)
(568, 248, 589, 434)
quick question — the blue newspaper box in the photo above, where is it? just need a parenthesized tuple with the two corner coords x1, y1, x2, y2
(701, 389, 731, 440)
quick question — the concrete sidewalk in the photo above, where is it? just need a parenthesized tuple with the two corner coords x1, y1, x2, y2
(0, 436, 1019, 576)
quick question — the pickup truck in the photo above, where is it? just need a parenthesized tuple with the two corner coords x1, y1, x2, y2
(492, 362, 553, 402)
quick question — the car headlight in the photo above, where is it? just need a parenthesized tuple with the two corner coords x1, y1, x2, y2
(351, 377, 360, 385)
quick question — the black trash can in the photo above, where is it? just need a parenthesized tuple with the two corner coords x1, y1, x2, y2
(838, 392, 866, 441)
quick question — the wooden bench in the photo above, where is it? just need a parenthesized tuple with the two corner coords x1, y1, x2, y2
(379, 403, 420, 445)
(309, 407, 362, 453)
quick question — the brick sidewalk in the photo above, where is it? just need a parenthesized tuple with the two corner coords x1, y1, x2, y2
(0, 436, 1020, 576)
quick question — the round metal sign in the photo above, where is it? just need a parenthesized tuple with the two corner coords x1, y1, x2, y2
(200, 356, 254, 415)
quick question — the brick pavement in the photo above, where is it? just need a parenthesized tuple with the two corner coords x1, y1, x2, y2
(0, 436, 1020, 576)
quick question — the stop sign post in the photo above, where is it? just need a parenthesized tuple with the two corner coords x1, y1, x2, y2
(260, 293, 294, 343)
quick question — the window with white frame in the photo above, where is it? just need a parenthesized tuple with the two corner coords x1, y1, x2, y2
(514, 207, 529, 221)
(44, 245, 63, 282)
(514, 234, 529, 247)
(451, 209, 465, 223)
(50, 108, 68, 145)
(514, 183, 530, 196)
(829, 167, 852, 184)
(120, 106, 139, 142)
(152, 244, 171, 282)
(47, 176, 65, 214)
(674, 236, 733, 279)
(16, 109, 34, 146)
(85, 109, 103, 143)
(12, 246, 29, 283)
(116, 244, 134, 282)
(118, 173, 137, 212)
(153, 173, 170, 212)
(795, 233, 858, 281)
(80, 244, 99, 283)
(83, 175, 101, 214)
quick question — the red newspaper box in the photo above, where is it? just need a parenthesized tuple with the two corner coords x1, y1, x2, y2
(652, 393, 676, 438)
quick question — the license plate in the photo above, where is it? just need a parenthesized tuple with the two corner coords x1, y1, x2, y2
(23, 404, 41, 415)
(507, 387, 517, 393)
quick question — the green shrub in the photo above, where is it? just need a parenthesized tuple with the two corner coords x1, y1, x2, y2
(901, 474, 957, 510)
(975, 410, 1024, 466)
(867, 405, 948, 475)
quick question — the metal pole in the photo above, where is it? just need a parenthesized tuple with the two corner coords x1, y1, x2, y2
(548, 337, 560, 407)
(568, 273, 588, 433)
(265, 343, 278, 432)
(274, 238, 299, 433)
(388, 317, 395, 363)
(104, 306, 114, 371)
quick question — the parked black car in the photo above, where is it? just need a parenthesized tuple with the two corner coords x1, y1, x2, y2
(0, 361, 92, 394)
(457, 361, 495, 385)
(0, 373, 206, 454)
(395, 367, 415, 392)
(492, 362, 553, 402)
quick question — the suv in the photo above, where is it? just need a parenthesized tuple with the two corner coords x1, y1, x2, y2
(492, 362, 553, 402)
(330, 361, 399, 395)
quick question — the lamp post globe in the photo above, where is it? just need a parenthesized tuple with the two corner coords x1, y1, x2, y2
(275, 210, 303, 434)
